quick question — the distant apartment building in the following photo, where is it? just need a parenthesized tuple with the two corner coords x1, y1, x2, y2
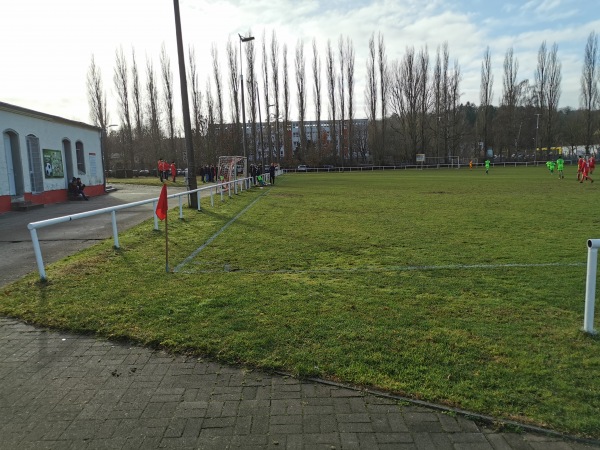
(246, 118, 369, 163)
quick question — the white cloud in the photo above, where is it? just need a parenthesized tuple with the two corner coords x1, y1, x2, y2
(0, 0, 595, 127)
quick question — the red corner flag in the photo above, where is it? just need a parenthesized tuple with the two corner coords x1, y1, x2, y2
(156, 184, 168, 220)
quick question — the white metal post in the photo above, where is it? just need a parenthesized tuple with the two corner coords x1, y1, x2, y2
(584, 239, 600, 334)
(29, 227, 47, 281)
(179, 196, 183, 219)
(111, 211, 120, 249)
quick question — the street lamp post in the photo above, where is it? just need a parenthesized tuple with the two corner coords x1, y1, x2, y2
(253, 82, 265, 170)
(239, 33, 254, 160)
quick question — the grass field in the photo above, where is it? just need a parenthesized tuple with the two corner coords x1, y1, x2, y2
(2, 166, 600, 438)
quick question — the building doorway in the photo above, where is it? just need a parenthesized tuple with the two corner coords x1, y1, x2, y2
(3, 130, 25, 197)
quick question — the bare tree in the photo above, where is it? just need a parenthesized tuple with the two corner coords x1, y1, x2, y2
(581, 31, 599, 152)
(432, 46, 442, 158)
(545, 43, 562, 151)
(441, 43, 450, 157)
(534, 41, 548, 155)
(160, 44, 175, 162)
(338, 35, 346, 164)
(312, 38, 323, 160)
(226, 39, 240, 156)
(295, 39, 307, 162)
(211, 44, 225, 154)
(271, 31, 282, 164)
(87, 55, 109, 130)
(390, 46, 420, 161)
(365, 33, 378, 163)
(145, 57, 162, 164)
(282, 44, 291, 165)
(262, 31, 272, 165)
(345, 37, 356, 165)
(131, 48, 144, 164)
(87, 55, 109, 170)
(378, 33, 389, 163)
(113, 47, 133, 168)
(417, 46, 430, 158)
(205, 78, 216, 163)
(188, 45, 204, 165)
(479, 46, 494, 155)
(326, 39, 337, 163)
(501, 47, 520, 158)
(448, 60, 463, 156)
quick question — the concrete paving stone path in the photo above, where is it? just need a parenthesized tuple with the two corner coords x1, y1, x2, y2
(1, 317, 598, 450)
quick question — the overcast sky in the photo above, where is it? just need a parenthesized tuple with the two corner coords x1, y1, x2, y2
(1, 0, 598, 128)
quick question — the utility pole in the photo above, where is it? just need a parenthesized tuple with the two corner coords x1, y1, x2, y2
(173, 0, 197, 207)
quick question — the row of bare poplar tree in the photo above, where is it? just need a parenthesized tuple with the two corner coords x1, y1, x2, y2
(87, 30, 600, 172)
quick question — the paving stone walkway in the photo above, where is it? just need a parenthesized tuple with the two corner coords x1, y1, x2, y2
(1, 317, 598, 450)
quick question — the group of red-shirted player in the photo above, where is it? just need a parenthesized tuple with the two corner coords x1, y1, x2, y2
(577, 155, 595, 184)
(157, 158, 177, 183)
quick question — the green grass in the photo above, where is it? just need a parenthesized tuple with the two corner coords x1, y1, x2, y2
(2, 166, 600, 438)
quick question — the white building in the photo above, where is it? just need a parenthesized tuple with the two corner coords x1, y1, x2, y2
(1, 102, 103, 213)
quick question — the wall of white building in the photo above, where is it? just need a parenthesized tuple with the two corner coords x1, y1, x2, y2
(0, 102, 103, 212)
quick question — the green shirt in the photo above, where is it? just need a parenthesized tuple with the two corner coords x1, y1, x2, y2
(556, 158, 564, 170)
(485, 160, 490, 168)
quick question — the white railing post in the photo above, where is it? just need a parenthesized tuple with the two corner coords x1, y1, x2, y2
(584, 239, 600, 334)
(29, 228, 47, 281)
(111, 210, 120, 249)
(179, 196, 183, 219)
(210, 187, 214, 207)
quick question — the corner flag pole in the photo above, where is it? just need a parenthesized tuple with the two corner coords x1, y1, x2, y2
(165, 208, 169, 273)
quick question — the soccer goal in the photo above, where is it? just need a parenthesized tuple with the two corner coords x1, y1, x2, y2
(448, 156, 460, 168)
(217, 156, 247, 191)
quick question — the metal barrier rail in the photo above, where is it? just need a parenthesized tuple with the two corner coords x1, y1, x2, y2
(27, 175, 263, 281)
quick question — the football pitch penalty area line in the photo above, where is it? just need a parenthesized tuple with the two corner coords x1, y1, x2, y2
(172, 189, 270, 273)
(177, 261, 585, 275)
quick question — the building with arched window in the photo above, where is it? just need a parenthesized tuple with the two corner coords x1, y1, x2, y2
(0, 102, 104, 213)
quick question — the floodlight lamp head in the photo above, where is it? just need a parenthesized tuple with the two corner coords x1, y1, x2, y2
(239, 34, 255, 42)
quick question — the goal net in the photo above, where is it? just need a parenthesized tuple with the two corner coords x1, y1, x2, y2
(217, 156, 247, 189)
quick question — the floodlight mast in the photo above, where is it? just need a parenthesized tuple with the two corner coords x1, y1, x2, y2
(239, 33, 254, 160)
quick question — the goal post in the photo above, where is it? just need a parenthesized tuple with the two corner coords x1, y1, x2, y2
(448, 156, 460, 168)
(217, 156, 247, 191)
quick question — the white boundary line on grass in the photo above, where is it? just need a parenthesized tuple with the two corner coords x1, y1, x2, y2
(176, 261, 585, 274)
(172, 189, 270, 273)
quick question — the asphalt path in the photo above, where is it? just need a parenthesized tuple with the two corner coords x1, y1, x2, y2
(0, 183, 189, 287)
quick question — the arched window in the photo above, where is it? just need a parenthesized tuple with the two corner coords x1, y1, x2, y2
(63, 139, 73, 182)
(26, 134, 44, 193)
(76, 141, 86, 174)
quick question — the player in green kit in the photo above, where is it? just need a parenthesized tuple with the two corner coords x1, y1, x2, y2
(548, 160, 556, 175)
(556, 156, 565, 179)
(484, 159, 490, 174)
